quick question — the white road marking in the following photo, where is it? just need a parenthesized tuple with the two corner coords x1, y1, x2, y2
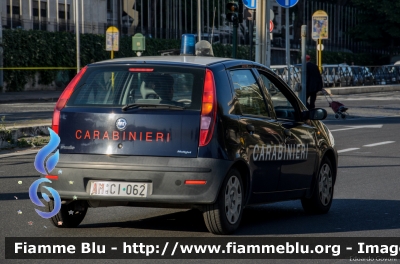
(330, 124, 383, 132)
(337, 148, 360, 153)
(363, 141, 395, 147)
(324, 97, 400, 101)
(323, 115, 400, 122)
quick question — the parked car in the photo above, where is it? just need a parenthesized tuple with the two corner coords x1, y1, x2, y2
(43, 53, 337, 235)
(270, 65, 302, 91)
(322, 64, 354, 87)
(350, 66, 374, 86)
(372, 65, 399, 85)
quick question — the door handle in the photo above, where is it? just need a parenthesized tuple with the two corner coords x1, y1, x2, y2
(246, 124, 255, 135)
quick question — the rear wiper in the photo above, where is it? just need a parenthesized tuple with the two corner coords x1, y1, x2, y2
(122, 103, 185, 111)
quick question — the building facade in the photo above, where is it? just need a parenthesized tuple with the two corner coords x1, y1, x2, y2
(1, 0, 108, 34)
(1, 0, 369, 61)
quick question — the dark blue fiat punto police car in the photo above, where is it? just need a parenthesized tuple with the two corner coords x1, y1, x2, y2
(43, 44, 337, 235)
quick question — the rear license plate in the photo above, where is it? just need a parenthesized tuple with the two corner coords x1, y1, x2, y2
(89, 181, 149, 197)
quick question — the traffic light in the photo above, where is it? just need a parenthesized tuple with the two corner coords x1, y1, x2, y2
(226, 2, 239, 23)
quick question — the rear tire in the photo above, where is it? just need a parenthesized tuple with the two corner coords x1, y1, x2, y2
(203, 169, 244, 235)
(301, 157, 334, 214)
(47, 199, 88, 228)
(334, 113, 340, 119)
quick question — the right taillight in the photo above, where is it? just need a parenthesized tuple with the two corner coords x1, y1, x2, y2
(199, 69, 217, 147)
(52, 66, 87, 134)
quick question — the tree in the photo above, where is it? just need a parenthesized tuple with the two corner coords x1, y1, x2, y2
(349, 0, 400, 49)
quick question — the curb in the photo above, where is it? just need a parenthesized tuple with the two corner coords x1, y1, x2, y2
(328, 84, 400, 95)
(0, 125, 50, 149)
(0, 97, 59, 104)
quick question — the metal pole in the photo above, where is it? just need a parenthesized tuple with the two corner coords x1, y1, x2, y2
(318, 38, 322, 72)
(233, 23, 237, 58)
(30, 0, 33, 29)
(197, 0, 201, 42)
(260, 0, 266, 65)
(47, 0, 50, 30)
(0, 17, 3, 93)
(82, 0, 84, 33)
(10, 0, 13, 29)
(266, 0, 271, 67)
(64, 0, 67, 30)
(286, 7, 290, 88)
(20, 0, 22, 26)
(300, 25, 307, 105)
(56, 0, 59, 31)
(147, 0, 150, 36)
(38, 0, 41, 30)
(184, 0, 187, 33)
(255, 0, 261, 64)
(166, 0, 169, 38)
(217, 0, 219, 32)
(75, 0, 80, 73)
(249, 19, 253, 60)
(207, 0, 209, 33)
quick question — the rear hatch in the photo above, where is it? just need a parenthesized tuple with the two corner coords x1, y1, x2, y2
(57, 64, 205, 158)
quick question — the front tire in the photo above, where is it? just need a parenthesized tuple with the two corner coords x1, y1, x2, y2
(203, 168, 244, 235)
(47, 199, 88, 228)
(301, 157, 334, 214)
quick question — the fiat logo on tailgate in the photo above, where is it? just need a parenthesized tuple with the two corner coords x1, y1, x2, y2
(115, 118, 127, 131)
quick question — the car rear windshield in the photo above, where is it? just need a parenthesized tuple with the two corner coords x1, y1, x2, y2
(67, 65, 205, 110)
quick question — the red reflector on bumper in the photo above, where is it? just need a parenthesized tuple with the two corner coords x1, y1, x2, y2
(184, 180, 207, 185)
(45, 175, 59, 180)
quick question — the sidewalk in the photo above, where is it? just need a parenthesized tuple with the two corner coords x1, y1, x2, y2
(0, 90, 62, 103)
(0, 91, 62, 150)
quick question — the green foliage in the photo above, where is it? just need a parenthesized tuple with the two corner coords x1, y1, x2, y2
(306, 50, 385, 66)
(17, 136, 50, 148)
(349, 0, 400, 48)
(2, 29, 252, 91)
(2, 29, 387, 91)
(2, 30, 184, 91)
(0, 116, 13, 143)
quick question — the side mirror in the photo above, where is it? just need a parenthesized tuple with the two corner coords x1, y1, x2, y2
(302, 108, 327, 120)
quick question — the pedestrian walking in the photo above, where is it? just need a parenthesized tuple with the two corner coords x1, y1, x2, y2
(306, 55, 323, 109)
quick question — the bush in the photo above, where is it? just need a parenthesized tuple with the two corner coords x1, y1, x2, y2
(1, 29, 385, 91)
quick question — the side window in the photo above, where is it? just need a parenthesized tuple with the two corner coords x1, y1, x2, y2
(230, 70, 270, 117)
(258, 72, 296, 121)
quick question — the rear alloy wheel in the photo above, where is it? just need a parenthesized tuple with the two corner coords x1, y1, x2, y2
(203, 169, 243, 235)
(47, 199, 88, 228)
(301, 158, 334, 214)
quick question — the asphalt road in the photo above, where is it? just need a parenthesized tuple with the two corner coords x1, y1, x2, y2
(1, 91, 400, 263)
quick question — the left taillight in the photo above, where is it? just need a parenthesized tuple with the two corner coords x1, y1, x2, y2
(199, 69, 217, 147)
(52, 66, 87, 134)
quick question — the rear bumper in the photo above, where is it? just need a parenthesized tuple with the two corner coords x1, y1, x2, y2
(40, 154, 232, 206)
